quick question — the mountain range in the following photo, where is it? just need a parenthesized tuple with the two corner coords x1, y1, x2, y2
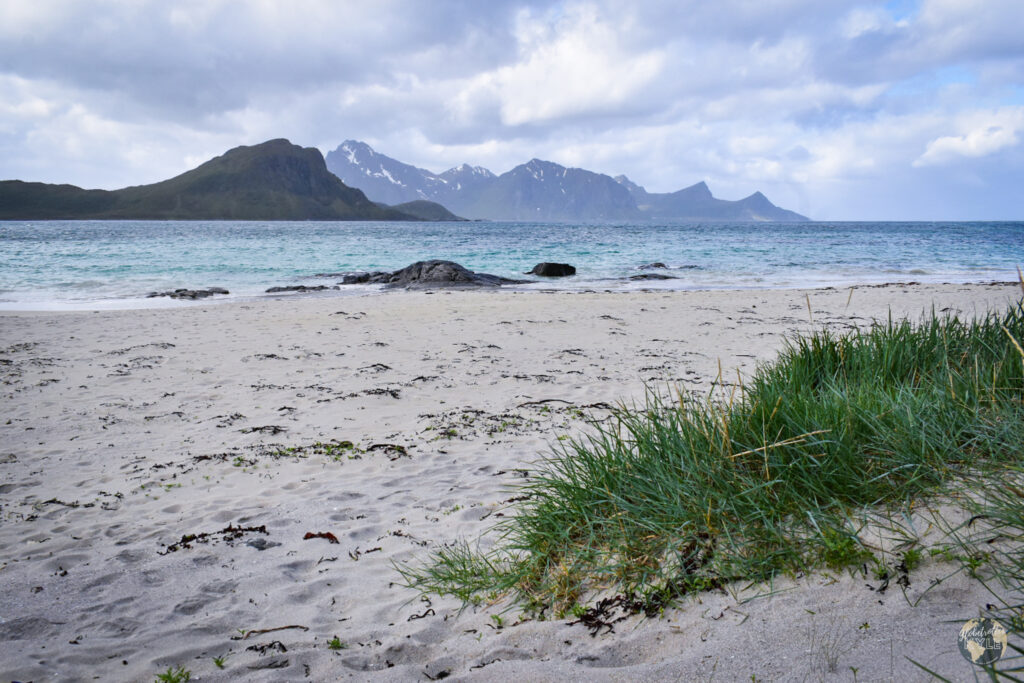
(0, 138, 808, 222)
(0, 139, 453, 221)
(326, 140, 808, 222)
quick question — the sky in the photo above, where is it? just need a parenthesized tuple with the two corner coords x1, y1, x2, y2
(1, 0, 1023, 220)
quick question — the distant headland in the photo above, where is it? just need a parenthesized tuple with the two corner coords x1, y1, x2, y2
(0, 139, 456, 221)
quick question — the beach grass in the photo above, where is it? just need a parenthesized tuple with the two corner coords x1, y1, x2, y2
(399, 299, 1024, 616)
(979, 478, 1024, 677)
(921, 464, 1024, 679)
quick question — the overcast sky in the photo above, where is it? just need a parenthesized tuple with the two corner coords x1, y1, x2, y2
(1, 0, 1022, 220)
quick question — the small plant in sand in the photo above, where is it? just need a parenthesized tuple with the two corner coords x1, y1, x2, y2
(962, 550, 992, 578)
(327, 636, 347, 650)
(901, 547, 924, 572)
(807, 612, 857, 676)
(212, 655, 227, 669)
(312, 440, 358, 461)
(155, 665, 191, 683)
(400, 301, 1024, 616)
(816, 525, 873, 571)
(269, 439, 363, 462)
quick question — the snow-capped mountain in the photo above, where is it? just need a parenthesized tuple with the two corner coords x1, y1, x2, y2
(325, 140, 497, 210)
(325, 140, 809, 221)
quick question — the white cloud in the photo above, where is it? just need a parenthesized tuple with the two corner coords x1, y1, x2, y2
(840, 7, 904, 38)
(455, 4, 665, 126)
(914, 108, 1024, 166)
(0, 75, 57, 126)
(0, 0, 1022, 217)
(0, 1, 65, 36)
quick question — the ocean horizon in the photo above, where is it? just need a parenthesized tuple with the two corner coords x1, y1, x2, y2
(1, 219, 1022, 310)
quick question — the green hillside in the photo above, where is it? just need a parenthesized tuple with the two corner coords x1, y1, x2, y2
(0, 139, 417, 221)
(387, 199, 465, 221)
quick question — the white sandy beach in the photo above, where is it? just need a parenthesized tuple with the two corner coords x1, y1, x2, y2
(0, 282, 1020, 682)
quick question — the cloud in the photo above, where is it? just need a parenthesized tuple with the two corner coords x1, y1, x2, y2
(0, 0, 524, 122)
(914, 108, 1024, 166)
(0, 0, 1022, 218)
(458, 4, 666, 126)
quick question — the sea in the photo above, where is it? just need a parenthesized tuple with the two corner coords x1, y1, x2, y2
(1, 220, 1022, 310)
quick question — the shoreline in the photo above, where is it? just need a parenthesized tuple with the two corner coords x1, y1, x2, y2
(0, 276, 1020, 313)
(4, 220, 1023, 312)
(1, 283, 1021, 681)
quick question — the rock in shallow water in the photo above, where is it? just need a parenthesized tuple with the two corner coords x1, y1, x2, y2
(629, 273, 677, 281)
(340, 271, 390, 285)
(265, 284, 338, 293)
(146, 287, 229, 300)
(340, 260, 526, 289)
(527, 262, 576, 277)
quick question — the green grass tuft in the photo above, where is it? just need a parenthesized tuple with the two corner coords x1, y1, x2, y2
(401, 301, 1024, 614)
(155, 666, 191, 683)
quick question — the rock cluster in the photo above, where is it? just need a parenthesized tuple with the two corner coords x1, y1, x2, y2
(340, 260, 526, 289)
(265, 285, 338, 293)
(146, 287, 229, 300)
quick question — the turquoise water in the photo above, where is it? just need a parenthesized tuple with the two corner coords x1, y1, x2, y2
(1, 220, 1022, 309)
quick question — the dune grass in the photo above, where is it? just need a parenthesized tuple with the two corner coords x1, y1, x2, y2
(918, 466, 1024, 679)
(399, 298, 1024, 615)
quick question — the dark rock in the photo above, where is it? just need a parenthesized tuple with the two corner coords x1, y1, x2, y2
(638, 262, 667, 270)
(146, 288, 230, 300)
(385, 260, 525, 288)
(341, 271, 390, 285)
(265, 285, 337, 293)
(528, 263, 576, 277)
(629, 273, 677, 281)
(339, 260, 526, 289)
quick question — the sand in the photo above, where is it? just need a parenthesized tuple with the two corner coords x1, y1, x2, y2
(0, 282, 1020, 682)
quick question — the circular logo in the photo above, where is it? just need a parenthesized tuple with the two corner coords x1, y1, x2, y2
(958, 618, 1007, 666)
